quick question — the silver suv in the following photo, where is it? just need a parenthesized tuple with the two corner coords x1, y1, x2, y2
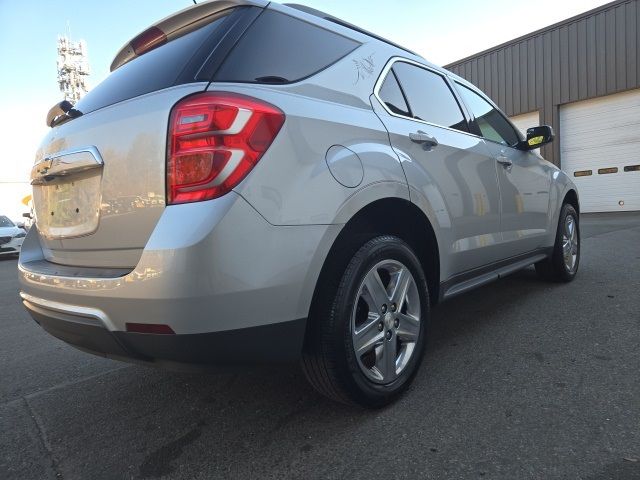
(20, 0, 580, 407)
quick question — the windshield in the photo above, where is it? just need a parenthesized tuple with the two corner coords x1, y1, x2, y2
(0, 215, 15, 227)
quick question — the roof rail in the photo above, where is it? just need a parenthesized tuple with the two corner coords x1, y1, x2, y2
(283, 3, 418, 57)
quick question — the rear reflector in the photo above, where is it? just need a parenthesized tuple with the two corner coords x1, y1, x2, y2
(125, 323, 176, 335)
(167, 92, 285, 204)
(131, 26, 167, 56)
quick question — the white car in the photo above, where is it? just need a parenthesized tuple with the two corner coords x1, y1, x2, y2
(0, 215, 25, 257)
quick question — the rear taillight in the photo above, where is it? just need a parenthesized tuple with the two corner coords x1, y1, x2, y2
(167, 92, 285, 205)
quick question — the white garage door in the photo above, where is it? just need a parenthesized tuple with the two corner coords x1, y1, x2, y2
(560, 89, 640, 213)
(509, 111, 540, 136)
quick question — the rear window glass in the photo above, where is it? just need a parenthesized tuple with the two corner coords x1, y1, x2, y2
(0, 216, 14, 227)
(214, 10, 360, 84)
(75, 12, 234, 114)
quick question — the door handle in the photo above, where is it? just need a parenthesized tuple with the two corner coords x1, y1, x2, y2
(496, 156, 513, 167)
(409, 130, 438, 147)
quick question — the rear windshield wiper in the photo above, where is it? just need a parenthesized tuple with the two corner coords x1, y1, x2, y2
(46, 100, 83, 128)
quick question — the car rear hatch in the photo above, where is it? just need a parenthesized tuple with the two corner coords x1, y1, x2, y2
(31, 1, 264, 269)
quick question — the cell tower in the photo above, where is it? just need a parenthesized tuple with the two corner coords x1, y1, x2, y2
(56, 31, 89, 103)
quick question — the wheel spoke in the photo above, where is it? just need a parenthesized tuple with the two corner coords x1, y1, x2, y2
(377, 334, 398, 381)
(391, 267, 411, 310)
(562, 237, 571, 258)
(566, 217, 574, 238)
(353, 315, 384, 355)
(370, 346, 385, 382)
(396, 313, 420, 343)
(363, 270, 390, 310)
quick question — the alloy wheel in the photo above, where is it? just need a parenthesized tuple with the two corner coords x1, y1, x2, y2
(562, 214, 579, 272)
(351, 260, 421, 384)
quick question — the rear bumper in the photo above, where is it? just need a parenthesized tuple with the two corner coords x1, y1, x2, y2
(19, 192, 341, 366)
(23, 293, 305, 365)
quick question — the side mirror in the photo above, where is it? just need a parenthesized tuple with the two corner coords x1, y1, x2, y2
(519, 125, 554, 150)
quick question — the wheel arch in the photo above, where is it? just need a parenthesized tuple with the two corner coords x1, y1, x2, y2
(563, 188, 580, 215)
(305, 197, 441, 341)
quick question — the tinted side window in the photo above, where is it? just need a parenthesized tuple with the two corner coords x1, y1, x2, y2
(456, 84, 520, 146)
(378, 71, 410, 117)
(75, 12, 235, 115)
(392, 62, 468, 132)
(215, 10, 360, 84)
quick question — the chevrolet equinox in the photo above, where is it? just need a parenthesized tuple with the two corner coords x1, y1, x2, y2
(20, 0, 580, 407)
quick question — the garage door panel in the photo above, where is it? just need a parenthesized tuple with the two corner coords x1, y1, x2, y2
(561, 120, 640, 150)
(561, 94, 640, 117)
(561, 131, 640, 153)
(560, 88, 640, 213)
(564, 142, 640, 171)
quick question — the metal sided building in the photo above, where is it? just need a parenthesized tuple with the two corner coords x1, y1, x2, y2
(445, 0, 640, 213)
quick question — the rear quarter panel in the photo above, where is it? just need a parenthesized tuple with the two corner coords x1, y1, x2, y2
(217, 41, 411, 226)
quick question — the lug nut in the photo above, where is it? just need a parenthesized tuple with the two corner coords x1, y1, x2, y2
(394, 318, 399, 328)
(386, 331, 392, 340)
(391, 303, 397, 312)
(378, 322, 384, 332)
(381, 304, 387, 314)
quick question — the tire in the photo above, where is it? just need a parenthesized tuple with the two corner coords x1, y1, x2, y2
(302, 235, 430, 407)
(535, 203, 580, 282)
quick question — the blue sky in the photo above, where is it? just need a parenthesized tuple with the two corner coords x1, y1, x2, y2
(0, 0, 609, 219)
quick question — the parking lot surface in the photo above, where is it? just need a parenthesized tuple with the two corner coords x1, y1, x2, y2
(1, 213, 639, 480)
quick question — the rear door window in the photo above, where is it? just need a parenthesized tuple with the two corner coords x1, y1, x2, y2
(455, 83, 520, 146)
(75, 10, 238, 114)
(214, 10, 360, 84)
(391, 62, 468, 132)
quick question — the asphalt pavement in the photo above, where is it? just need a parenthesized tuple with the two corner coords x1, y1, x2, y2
(1, 212, 639, 480)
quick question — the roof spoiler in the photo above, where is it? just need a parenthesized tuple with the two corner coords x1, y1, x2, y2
(110, 0, 267, 72)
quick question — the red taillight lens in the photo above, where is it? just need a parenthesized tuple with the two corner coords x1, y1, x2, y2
(167, 92, 285, 205)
